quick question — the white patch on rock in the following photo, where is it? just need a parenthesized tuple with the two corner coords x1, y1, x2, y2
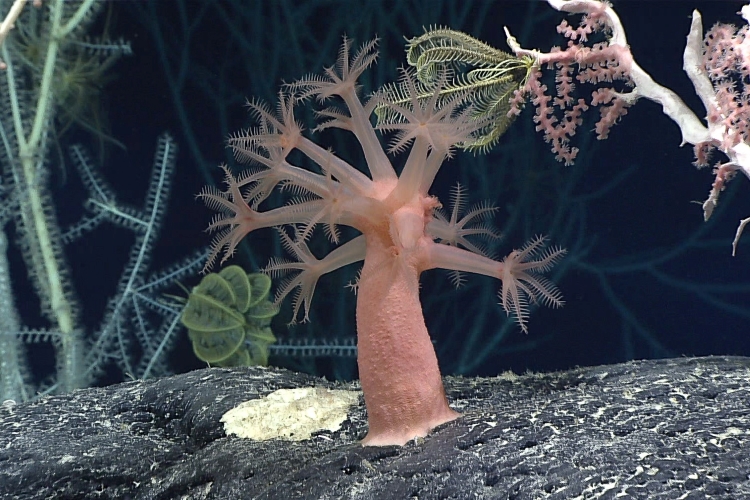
(221, 387, 360, 441)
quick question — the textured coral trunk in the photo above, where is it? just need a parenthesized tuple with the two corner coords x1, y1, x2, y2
(356, 232, 459, 446)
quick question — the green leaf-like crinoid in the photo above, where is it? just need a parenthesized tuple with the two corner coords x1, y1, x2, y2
(378, 27, 534, 152)
(181, 265, 279, 367)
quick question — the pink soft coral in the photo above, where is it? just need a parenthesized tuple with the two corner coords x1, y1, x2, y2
(200, 37, 566, 446)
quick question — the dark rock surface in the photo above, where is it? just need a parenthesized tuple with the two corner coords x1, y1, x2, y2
(1, 356, 749, 499)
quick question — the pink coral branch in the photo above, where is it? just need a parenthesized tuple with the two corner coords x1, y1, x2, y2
(505, 0, 750, 253)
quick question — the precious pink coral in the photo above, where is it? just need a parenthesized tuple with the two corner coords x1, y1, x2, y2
(505, 0, 750, 253)
(200, 38, 566, 446)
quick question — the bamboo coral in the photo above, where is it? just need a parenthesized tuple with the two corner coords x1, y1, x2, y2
(505, 0, 750, 253)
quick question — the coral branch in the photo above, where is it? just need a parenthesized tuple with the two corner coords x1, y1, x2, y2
(505, 0, 750, 253)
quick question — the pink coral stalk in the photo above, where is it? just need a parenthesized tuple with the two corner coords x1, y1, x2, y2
(355, 195, 459, 446)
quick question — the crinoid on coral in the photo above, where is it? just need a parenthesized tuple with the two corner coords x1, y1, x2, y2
(377, 27, 535, 153)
